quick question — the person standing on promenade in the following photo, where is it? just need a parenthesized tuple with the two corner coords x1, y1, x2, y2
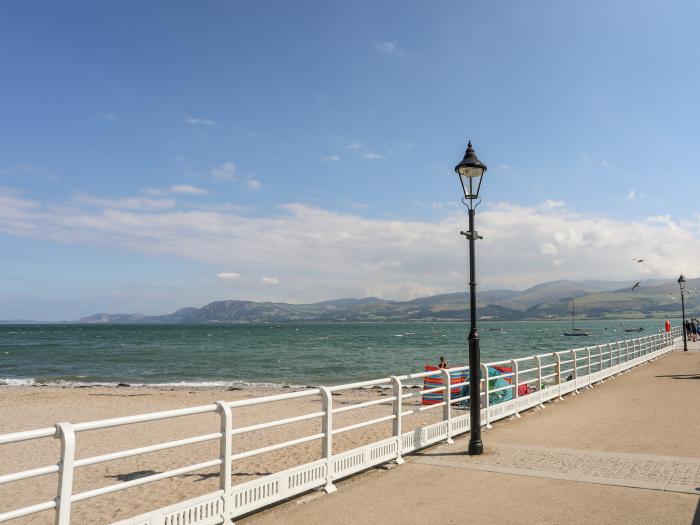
(691, 319, 698, 342)
(686, 319, 692, 340)
(438, 356, 448, 369)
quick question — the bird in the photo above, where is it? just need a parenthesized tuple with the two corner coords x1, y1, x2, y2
(632, 258, 644, 263)
(631, 281, 641, 290)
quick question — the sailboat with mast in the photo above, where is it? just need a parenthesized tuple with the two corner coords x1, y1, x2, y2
(563, 297, 589, 336)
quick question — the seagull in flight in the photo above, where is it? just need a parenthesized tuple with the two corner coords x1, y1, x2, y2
(632, 258, 644, 263)
(631, 281, 641, 290)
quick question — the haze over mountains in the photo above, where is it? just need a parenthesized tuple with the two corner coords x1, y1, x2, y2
(72, 279, 698, 324)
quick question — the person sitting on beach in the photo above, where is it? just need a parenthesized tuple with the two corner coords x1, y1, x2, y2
(438, 356, 448, 369)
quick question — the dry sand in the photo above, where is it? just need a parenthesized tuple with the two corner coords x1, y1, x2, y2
(0, 383, 444, 524)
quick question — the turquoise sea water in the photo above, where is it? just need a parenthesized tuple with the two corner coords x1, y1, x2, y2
(0, 320, 671, 387)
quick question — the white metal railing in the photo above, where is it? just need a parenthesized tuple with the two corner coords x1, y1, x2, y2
(0, 326, 682, 524)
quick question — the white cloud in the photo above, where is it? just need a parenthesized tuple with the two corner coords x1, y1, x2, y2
(601, 160, 611, 167)
(186, 117, 216, 126)
(211, 162, 237, 181)
(217, 272, 241, 281)
(360, 259, 402, 271)
(245, 178, 261, 190)
(322, 155, 340, 162)
(142, 185, 208, 196)
(499, 164, 512, 171)
(541, 199, 566, 209)
(431, 202, 444, 209)
(626, 189, 637, 200)
(261, 276, 280, 285)
(540, 243, 558, 255)
(73, 192, 176, 210)
(171, 184, 208, 195)
(1, 187, 700, 301)
(347, 143, 362, 150)
(363, 152, 383, 160)
(376, 42, 397, 54)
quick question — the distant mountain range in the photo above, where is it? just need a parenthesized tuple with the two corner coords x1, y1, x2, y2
(69, 278, 699, 324)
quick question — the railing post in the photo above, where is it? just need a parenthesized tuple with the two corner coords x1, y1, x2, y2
(586, 347, 593, 388)
(319, 387, 336, 493)
(511, 359, 521, 418)
(440, 369, 454, 444)
(554, 353, 564, 400)
(616, 342, 622, 372)
(571, 349, 579, 393)
(480, 364, 492, 429)
(54, 422, 75, 525)
(216, 401, 233, 522)
(390, 376, 405, 464)
(598, 345, 605, 383)
(535, 355, 545, 408)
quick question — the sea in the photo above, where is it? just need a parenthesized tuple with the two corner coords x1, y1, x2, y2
(0, 319, 671, 388)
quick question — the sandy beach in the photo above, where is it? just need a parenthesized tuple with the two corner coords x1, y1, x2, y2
(0, 383, 443, 524)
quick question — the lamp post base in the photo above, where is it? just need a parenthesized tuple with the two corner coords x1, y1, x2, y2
(468, 438, 483, 456)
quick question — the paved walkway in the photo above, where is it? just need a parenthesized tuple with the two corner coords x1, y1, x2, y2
(244, 343, 700, 525)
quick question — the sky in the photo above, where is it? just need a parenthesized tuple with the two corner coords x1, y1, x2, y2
(1, 1, 700, 320)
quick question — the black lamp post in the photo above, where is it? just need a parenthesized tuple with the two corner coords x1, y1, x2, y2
(454, 141, 488, 456)
(678, 275, 688, 352)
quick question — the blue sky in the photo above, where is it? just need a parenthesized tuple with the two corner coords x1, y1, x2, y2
(1, 1, 699, 320)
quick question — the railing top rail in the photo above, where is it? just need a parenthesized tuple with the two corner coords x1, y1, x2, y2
(0, 426, 56, 445)
(72, 403, 218, 432)
(226, 388, 320, 407)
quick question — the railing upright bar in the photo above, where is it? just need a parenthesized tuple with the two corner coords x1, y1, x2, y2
(598, 345, 605, 383)
(586, 347, 592, 387)
(511, 359, 521, 417)
(535, 355, 544, 408)
(481, 364, 492, 428)
(390, 376, 404, 464)
(216, 401, 232, 521)
(571, 349, 579, 393)
(319, 387, 336, 493)
(54, 422, 75, 525)
(554, 353, 563, 400)
(440, 369, 454, 444)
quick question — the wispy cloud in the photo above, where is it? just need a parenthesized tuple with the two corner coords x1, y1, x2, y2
(499, 164, 511, 171)
(347, 143, 362, 150)
(142, 185, 208, 196)
(186, 117, 216, 126)
(91, 113, 115, 121)
(211, 162, 237, 181)
(245, 178, 261, 190)
(376, 41, 398, 54)
(18, 165, 60, 183)
(363, 152, 383, 160)
(626, 189, 648, 201)
(322, 155, 340, 162)
(217, 272, 241, 281)
(261, 276, 280, 285)
(211, 162, 260, 190)
(601, 160, 611, 167)
(73, 192, 176, 210)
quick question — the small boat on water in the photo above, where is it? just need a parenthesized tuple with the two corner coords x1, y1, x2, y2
(563, 298, 589, 337)
(624, 327, 645, 333)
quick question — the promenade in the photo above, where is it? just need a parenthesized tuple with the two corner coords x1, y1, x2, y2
(245, 343, 700, 525)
